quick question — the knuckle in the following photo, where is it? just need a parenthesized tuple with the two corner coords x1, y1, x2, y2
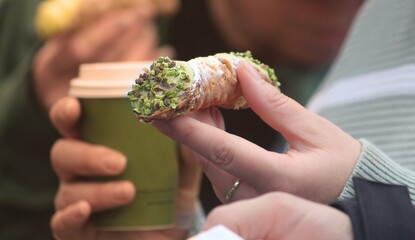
(183, 122, 197, 139)
(67, 41, 89, 63)
(57, 211, 73, 232)
(50, 139, 65, 172)
(80, 146, 108, 172)
(207, 205, 237, 224)
(208, 205, 228, 220)
(265, 192, 297, 210)
(177, 123, 198, 144)
(54, 187, 69, 210)
(50, 141, 60, 166)
(266, 91, 291, 112)
(197, 156, 210, 173)
(79, 154, 98, 173)
(90, 182, 119, 208)
(50, 214, 61, 236)
(210, 138, 235, 169)
(89, 187, 104, 207)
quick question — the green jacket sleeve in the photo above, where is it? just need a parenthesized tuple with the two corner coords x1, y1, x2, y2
(0, 0, 60, 239)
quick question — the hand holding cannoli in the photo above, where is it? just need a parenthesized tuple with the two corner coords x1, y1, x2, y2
(35, 0, 180, 38)
(128, 51, 280, 122)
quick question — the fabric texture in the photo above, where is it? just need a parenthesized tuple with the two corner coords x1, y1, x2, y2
(307, 0, 415, 203)
(331, 178, 415, 240)
(0, 0, 60, 239)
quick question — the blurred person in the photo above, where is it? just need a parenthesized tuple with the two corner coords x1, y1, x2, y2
(0, 0, 172, 239)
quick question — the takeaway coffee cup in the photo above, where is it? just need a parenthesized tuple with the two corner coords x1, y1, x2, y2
(69, 62, 178, 230)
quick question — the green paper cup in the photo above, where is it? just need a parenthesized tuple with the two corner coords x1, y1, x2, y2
(69, 62, 178, 230)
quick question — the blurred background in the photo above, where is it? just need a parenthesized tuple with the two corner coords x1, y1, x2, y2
(0, 0, 362, 239)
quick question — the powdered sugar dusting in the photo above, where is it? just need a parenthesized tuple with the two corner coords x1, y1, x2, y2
(188, 56, 224, 92)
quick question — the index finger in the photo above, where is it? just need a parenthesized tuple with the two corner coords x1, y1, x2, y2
(154, 115, 288, 188)
(238, 62, 326, 146)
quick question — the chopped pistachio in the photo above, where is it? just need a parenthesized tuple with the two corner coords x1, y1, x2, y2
(230, 51, 280, 88)
(128, 56, 192, 116)
(128, 52, 280, 118)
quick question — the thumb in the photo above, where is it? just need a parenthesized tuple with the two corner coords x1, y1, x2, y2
(238, 62, 325, 145)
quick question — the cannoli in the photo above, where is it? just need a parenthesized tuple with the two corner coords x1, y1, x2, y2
(35, 0, 180, 38)
(128, 51, 280, 123)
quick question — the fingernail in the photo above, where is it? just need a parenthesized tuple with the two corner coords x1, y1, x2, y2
(113, 182, 135, 201)
(240, 61, 280, 93)
(100, 152, 127, 174)
(63, 98, 77, 118)
(74, 201, 89, 219)
(242, 61, 262, 81)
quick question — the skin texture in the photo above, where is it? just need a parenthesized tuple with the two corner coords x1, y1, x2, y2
(48, 64, 360, 240)
(203, 192, 353, 240)
(152, 62, 362, 204)
(33, 5, 173, 112)
(49, 97, 201, 239)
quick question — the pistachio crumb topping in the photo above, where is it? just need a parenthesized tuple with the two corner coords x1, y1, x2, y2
(128, 51, 280, 118)
(231, 51, 280, 88)
(128, 56, 192, 116)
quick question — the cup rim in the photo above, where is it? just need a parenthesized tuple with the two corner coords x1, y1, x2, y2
(69, 61, 152, 98)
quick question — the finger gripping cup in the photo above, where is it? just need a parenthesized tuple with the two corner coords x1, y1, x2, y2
(69, 62, 178, 230)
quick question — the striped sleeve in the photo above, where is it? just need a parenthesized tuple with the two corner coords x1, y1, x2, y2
(340, 139, 415, 203)
(307, 0, 415, 204)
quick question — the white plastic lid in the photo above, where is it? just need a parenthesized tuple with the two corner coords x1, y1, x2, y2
(69, 61, 152, 98)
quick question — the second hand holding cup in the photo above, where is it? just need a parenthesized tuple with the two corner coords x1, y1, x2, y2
(69, 62, 178, 230)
